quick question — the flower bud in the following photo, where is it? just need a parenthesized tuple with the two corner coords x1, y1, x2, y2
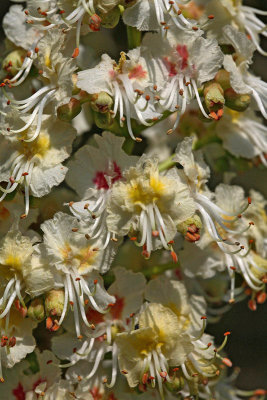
(27, 298, 45, 322)
(214, 69, 231, 90)
(90, 91, 113, 113)
(88, 13, 102, 32)
(99, 6, 121, 29)
(94, 110, 113, 129)
(203, 82, 225, 114)
(95, 0, 120, 14)
(165, 376, 185, 393)
(224, 88, 251, 112)
(57, 98, 82, 121)
(2, 49, 26, 77)
(177, 214, 202, 236)
(45, 289, 65, 317)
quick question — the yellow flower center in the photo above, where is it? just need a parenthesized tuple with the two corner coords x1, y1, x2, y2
(19, 133, 50, 159)
(60, 242, 98, 273)
(113, 51, 127, 74)
(0, 254, 23, 280)
(127, 173, 166, 207)
(45, 49, 52, 68)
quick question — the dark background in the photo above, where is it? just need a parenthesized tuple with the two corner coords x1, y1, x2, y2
(0, 0, 266, 391)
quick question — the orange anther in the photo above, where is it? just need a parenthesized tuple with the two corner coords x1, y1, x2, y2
(171, 251, 178, 263)
(72, 47, 80, 59)
(222, 358, 232, 367)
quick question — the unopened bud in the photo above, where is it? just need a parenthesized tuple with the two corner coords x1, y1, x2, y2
(165, 376, 185, 392)
(224, 88, 251, 112)
(204, 81, 225, 113)
(99, 6, 120, 29)
(45, 289, 65, 317)
(90, 91, 113, 113)
(88, 13, 102, 31)
(57, 98, 82, 121)
(2, 49, 27, 77)
(96, 0, 120, 13)
(214, 69, 231, 90)
(94, 110, 113, 129)
(177, 214, 202, 236)
(28, 298, 45, 322)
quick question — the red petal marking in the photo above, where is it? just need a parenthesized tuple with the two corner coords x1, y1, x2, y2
(86, 307, 105, 325)
(93, 162, 122, 190)
(109, 295, 125, 321)
(128, 65, 147, 80)
(163, 57, 177, 77)
(12, 383, 26, 400)
(90, 387, 102, 400)
(176, 45, 189, 70)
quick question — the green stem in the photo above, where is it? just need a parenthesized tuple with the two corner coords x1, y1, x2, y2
(127, 26, 142, 49)
(158, 154, 176, 172)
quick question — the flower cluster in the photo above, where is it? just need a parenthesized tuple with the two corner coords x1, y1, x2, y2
(0, 0, 266, 399)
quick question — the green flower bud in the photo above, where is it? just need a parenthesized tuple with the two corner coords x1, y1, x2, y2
(99, 6, 121, 29)
(94, 109, 113, 129)
(224, 88, 251, 112)
(204, 81, 225, 113)
(2, 49, 26, 77)
(177, 214, 202, 236)
(57, 97, 82, 121)
(95, 0, 120, 13)
(90, 91, 113, 113)
(27, 298, 45, 322)
(214, 69, 231, 91)
(45, 289, 64, 317)
(165, 376, 185, 393)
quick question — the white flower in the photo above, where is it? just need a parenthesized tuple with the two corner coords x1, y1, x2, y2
(174, 137, 252, 253)
(40, 212, 117, 337)
(77, 49, 161, 140)
(122, 0, 194, 32)
(106, 156, 195, 257)
(199, 0, 267, 56)
(0, 193, 38, 238)
(116, 302, 194, 394)
(142, 28, 224, 131)
(3, 28, 77, 140)
(1, 349, 60, 396)
(3, 5, 42, 50)
(216, 109, 267, 166)
(0, 115, 76, 216)
(22, 0, 102, 50)
(0, 227, 34, 321)
(181, 184, 266, 304)
(222, 25, 267, 119)
(52, 267, 146, 387)
(0, 307, 36, 382)
(67, 131, 138, 247)
(116, 281, 226, 398)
